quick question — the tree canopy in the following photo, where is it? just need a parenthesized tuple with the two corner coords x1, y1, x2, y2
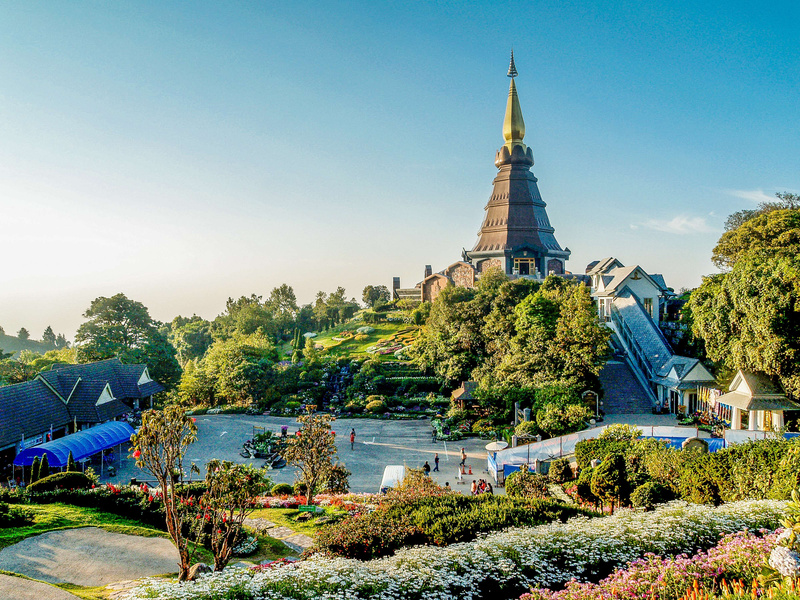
(75, 293, 181, 389)
(690, 194, 800, 397)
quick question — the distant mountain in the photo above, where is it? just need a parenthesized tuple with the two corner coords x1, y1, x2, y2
(0, 334, 53, 357)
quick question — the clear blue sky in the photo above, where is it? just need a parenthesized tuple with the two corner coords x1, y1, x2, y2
(1, 1, 798, 339)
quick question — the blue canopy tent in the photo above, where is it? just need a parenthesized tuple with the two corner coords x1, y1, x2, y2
(14, 421, 135, 480)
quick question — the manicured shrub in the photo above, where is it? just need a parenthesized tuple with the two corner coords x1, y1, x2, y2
(0, 502, 34, 527)
(591, 452, 630, 512)
(515, 420, 539, 438)
(31, 456, 41, 483)
(630, 481, 674, 510)
(313, 493, 589, 559)
(365, 399, 386, 413)
(575, 438, 635, 469)
(270, 483, 294, 497)
(575, 466, 599, 506)
(26, 471, 94, 493)
(598, 423, 642, 441)
(505, 467, 554, 500)
(549, 458, 573, 484)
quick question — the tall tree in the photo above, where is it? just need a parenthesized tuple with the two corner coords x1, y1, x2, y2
(75, 293, 181, 389)
(362, 285, 390, 308)
(17, 328, 30, 340)
(265, 284, 299, 338)
(280, 413, 338, 507)
(170, 315, 213, 364)
(690, 198, 800, 397)
(42, 326, 56, 347)
(55, 333, 69, 349)
(130, 406, 199, 581)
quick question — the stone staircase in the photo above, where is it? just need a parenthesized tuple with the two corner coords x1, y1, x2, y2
(599, 356, 654, 414)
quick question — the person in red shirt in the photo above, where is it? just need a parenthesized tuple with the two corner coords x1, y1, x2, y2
(350, 428, 356, 450)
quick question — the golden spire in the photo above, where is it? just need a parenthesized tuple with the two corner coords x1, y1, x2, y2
(502, 50, 526, 150)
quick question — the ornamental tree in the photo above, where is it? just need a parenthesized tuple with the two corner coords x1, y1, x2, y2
(280, 413, 337, 506)
(591, 452, 630, 514)
(197, 460, 271, 571)
(130, 405, 198, 580)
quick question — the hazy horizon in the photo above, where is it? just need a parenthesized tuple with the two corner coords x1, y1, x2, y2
(1, 1, 798, 340)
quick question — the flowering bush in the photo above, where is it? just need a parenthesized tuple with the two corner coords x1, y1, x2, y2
(523, 530, 779, 600)
(126, 500, 786, 600)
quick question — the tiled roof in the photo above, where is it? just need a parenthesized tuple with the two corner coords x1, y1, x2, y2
(0, 379, 70, 449)
(613, 289, 672, 374)
(740, 372, 784, 396)
(0, 358, 163, 450)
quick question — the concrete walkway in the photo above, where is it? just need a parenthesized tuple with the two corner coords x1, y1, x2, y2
(0, 574, 80, 600)
(0, 528, 179, 586)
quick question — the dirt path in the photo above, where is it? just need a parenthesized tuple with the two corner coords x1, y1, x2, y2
(0, 527, 179, 586)
(0, 574, 80, 600)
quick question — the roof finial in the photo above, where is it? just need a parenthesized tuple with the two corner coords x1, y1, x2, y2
(507, 49, 518, 78)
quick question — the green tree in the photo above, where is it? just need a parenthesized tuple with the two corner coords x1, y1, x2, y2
(55, 333, 69, 349)
(280, 413, 338, 507)
(196, 460, 271, 571)
(130, 406, 198, 581)
(690, 253, 800, 397)
(193, 333, 278, 406)
(590, 452, 630, 513)
(42, 326, 56, 347)
(176, 359, 215, 406)
(265, 284, 299, 338)
(39, 453, 49, 479)
(17, 328, 30, 340)
(67, 451, 77, 472)
(213, 294, 276, 339)
(30, 456, 41, 483)
(170, 315, 213, 364)
(536, 403, 593, 437)
(713, 208, 800, 270)
(75, 293, 181, 389)
(362, 285, 390, 308)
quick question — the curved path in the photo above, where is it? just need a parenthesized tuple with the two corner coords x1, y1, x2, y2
(0, 527, 179, 586)
(0, 574, 80, 600)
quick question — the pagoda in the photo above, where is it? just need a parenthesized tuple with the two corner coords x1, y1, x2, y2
(467, 52, 570, 277)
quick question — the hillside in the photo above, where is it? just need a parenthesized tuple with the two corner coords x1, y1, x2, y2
(311, 316, 421, 361)
(0, 334, 52, 357)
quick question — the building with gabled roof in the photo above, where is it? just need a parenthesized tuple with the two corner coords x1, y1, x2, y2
(715, 370, 800, 431)
(0, 358, 163, 478)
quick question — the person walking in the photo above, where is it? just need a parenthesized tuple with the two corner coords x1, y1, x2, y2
(423, 461, 431, 476)
(460, 448, 467, 469)
(470, 480, 477, 495)
(350, 428, 356, 450)
(433, 453, 440, 472)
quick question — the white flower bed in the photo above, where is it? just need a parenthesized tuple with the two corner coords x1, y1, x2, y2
(126, 500, 785, 600)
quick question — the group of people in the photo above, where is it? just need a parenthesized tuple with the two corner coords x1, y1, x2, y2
(470, 479, 493, 495)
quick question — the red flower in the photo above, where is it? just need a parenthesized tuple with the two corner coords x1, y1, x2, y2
(191, 417, 197, 422)
(148, 495, 153, 502)
(132, 449, 141, 458)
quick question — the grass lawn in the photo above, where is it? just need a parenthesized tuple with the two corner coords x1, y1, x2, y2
(248, 507, 343, 537)
(0, 503, 167, 551)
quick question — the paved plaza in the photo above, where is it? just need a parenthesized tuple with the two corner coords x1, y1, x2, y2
(109, 415, 497, 493)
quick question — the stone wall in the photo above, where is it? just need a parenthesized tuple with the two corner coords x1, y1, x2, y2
(422, 276, 450, 303)
(477, 258, 503, 273)
(446, 263, 476, 288)
(547, 258, 564, 275)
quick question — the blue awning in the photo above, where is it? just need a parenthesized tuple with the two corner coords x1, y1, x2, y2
(13, 421, 135, 467)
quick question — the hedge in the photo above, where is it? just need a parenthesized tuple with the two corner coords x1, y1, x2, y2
(575, 438, 635, 469)
(26, 471, 94, 493)
(313, 494, 591, 559)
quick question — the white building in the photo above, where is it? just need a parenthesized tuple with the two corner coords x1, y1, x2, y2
(588, 257, 716, 414)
